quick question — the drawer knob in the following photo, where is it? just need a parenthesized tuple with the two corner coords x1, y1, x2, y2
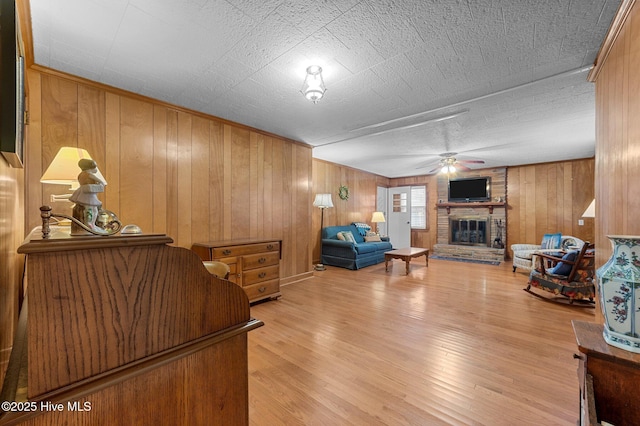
(258, 272, 266, 278)
(259, 286, 266, 293)
(222, 249, 231, 255)
(267, 244, 274, 250)
(258, 257, 266, 264)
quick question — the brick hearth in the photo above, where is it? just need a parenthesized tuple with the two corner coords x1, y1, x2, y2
(432, 244, 505, 263)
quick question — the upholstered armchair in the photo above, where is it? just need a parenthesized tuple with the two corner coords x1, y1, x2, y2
(525, 242, 595, 304)
(511, 234, 584, 272)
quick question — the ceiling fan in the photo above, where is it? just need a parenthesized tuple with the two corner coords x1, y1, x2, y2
(422, 152, 485, 174)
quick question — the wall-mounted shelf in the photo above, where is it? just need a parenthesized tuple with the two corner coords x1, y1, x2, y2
(436, 202, 506, 214)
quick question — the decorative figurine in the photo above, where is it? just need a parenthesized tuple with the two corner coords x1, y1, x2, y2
(69, 159, 109, 235)
(39, 158, 122, 239)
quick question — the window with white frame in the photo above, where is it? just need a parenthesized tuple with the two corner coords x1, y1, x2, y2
(410, 186, 427, 229)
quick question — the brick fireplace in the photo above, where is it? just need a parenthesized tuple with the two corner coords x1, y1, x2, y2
(433, 168, 507, 263)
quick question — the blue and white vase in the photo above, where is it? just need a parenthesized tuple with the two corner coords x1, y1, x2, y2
(597, 235, 640, 353)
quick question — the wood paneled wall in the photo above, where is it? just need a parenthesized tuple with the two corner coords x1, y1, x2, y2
(311, 159, 389, 264)
(378, 162, 595, 257)
(0, 158, 24, 386)
(507, 158, 595, 256)
(591, 0, 640, 262)
(389, 162, 594, 256)
(0, 2, 27, 387)
(25, 69, 314, 283)
(590, 1, 640, 320)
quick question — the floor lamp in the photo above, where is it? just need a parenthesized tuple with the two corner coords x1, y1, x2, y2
(313, 193, 334, 271)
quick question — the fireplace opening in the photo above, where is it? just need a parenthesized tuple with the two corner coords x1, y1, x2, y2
(449, 217, 490, 246)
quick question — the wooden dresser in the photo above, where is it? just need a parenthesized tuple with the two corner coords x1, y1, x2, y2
(573, 320, 640, 426)
(0, 226, 262, 425)
(192, 239, 282, 303)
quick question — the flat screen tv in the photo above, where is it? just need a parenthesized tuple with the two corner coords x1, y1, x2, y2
(448, 177, 491, 202)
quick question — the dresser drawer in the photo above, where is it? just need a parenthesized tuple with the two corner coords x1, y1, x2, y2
(244, 279, 280, 302)
(215, 257, 238, 271)
(211, 241, 280, 258)
(243, 251, 280, 270)
(243, 265, 279, 286)
(192, 239, 281, 303)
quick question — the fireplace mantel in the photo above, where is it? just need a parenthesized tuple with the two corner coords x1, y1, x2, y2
(436, 201, 505, 214)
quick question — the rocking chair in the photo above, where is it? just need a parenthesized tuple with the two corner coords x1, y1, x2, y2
(524, 242, 595, 305)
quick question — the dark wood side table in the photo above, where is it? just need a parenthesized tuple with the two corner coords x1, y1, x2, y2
(572, 320, 640, 426)
(384, 247, 429, 275)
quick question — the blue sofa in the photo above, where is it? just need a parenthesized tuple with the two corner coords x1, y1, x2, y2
(321, 224, 392, 270)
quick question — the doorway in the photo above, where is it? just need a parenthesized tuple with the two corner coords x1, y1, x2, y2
(387, 186, 411, 248)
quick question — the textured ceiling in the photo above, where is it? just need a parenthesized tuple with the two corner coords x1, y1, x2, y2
(29, 0, 621, 177)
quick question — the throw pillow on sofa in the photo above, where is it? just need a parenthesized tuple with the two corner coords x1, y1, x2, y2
(352, 222, 371, 236)
(364, 235, 382, 242)
(337, 231, 357, 244)
(541, 233, 562, 249)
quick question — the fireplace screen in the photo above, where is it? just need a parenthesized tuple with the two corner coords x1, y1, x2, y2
(450, 217, 490, 246)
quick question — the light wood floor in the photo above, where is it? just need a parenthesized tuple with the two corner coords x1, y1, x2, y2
(247, 258, 595, 425)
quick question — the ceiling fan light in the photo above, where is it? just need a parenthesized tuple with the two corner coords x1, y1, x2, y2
(439, 163, 457, 174)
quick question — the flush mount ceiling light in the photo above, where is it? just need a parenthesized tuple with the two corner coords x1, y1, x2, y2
(301, 65, 326, 104)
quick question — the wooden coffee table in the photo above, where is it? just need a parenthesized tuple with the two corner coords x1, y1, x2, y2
(384, 247, 429, 275)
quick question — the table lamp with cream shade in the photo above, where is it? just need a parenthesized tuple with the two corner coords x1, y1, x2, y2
(582, 199, 595, 218)
(371, 211, 386, 235)
(38, 147, 122, 236)
(40, 147, 105, 202)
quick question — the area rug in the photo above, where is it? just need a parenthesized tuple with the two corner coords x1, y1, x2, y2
(429, 255, 501, 266)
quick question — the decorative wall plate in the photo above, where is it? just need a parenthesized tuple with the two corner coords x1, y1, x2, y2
(338, 185, 349, 200)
